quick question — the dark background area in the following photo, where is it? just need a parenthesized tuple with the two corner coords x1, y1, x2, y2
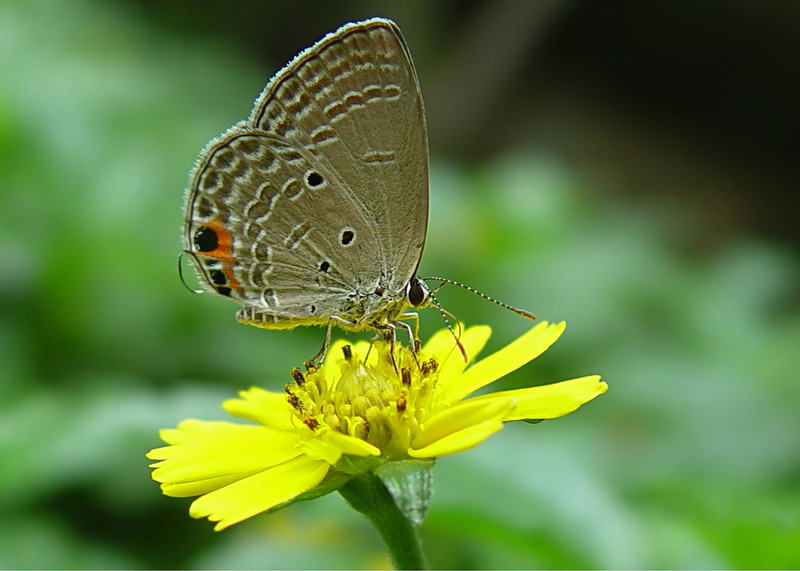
(139, 0, 800, 246)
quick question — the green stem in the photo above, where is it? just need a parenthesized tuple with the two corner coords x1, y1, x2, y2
(339, 472, 428, 570)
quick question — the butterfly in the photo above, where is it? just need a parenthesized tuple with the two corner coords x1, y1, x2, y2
(181, 18, 533, 365)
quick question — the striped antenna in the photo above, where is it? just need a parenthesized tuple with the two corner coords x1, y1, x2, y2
(425, 289, 468, 362)
(422, 276, 536, 320)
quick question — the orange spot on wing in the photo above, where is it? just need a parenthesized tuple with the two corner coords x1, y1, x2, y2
(198, 220, 243, 296)
(223, 267, 242, 295)
(199, 221, 236, 262)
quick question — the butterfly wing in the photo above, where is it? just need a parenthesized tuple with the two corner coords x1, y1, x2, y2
(184, 128, 385, 328)
(249, 18, 429, 298)
(183, 18, 429, 329)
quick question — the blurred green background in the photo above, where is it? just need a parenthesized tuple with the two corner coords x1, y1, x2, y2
(2, 0, 799, 568)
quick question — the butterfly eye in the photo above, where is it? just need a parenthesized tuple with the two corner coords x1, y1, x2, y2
(407, 278, 428, 307)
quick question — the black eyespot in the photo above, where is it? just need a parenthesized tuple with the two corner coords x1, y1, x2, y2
(209, 269, 227, 285)
(319, 261, 330, 272)
(216, 286, 232, 297)
(307, 172, 323, 187)
(341, 229, 354, 246)
(310, 304, 316, 313)
(194, 225, 218, 252)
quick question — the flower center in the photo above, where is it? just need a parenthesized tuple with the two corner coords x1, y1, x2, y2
(285, 343, 439, 460)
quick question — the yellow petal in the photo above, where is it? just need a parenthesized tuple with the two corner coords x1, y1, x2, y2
(469, 375, 607, 421)
(324, 339, 349, 367)
(421, 326, 460, 359)
(411, 397, 513, 451)
(300, 429, 380, 464)
(160, 474, 247, 498)
(324, 339, 358, 368)
(190, 456, 330, 531)
(352, 340, 378, 367)
(153, 419, 232, 446)
(448, 321, 566, 403)
(147, 422, 301, 486)
(148, 420, 287, 460)
(322, 430, 381, 457)
(223, 387, 294, 429)
(409, 419, 504, 458)
(430, 325, 492, 393)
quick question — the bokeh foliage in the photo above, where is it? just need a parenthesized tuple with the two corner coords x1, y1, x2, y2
(1, 0, 799, 568)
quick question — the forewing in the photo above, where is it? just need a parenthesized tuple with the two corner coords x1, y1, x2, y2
(249, 18, 429, 292)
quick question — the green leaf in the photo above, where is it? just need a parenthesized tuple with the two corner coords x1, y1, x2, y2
(376, 459, 436, 527)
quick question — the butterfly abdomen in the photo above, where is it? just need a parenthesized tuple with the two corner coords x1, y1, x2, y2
(236, 306, 330, 329)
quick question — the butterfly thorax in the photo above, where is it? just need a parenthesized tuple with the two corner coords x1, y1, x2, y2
(344, 286, 411, 331)
(341, 275, 429, 329)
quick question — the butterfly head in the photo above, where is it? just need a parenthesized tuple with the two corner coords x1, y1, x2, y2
(406, 276, 430, 308)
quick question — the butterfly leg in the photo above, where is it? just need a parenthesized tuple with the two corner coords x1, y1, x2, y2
(304, 320, 334, 370)
(371, 321, 401, 372)
(398, 312, 421, 353)
(378, 319, 421, 370)
(304, 315, 364, 370)
(394, 317, 420, 362)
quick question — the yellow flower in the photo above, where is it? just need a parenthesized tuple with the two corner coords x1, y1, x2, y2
(147, 322, 606, 530)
